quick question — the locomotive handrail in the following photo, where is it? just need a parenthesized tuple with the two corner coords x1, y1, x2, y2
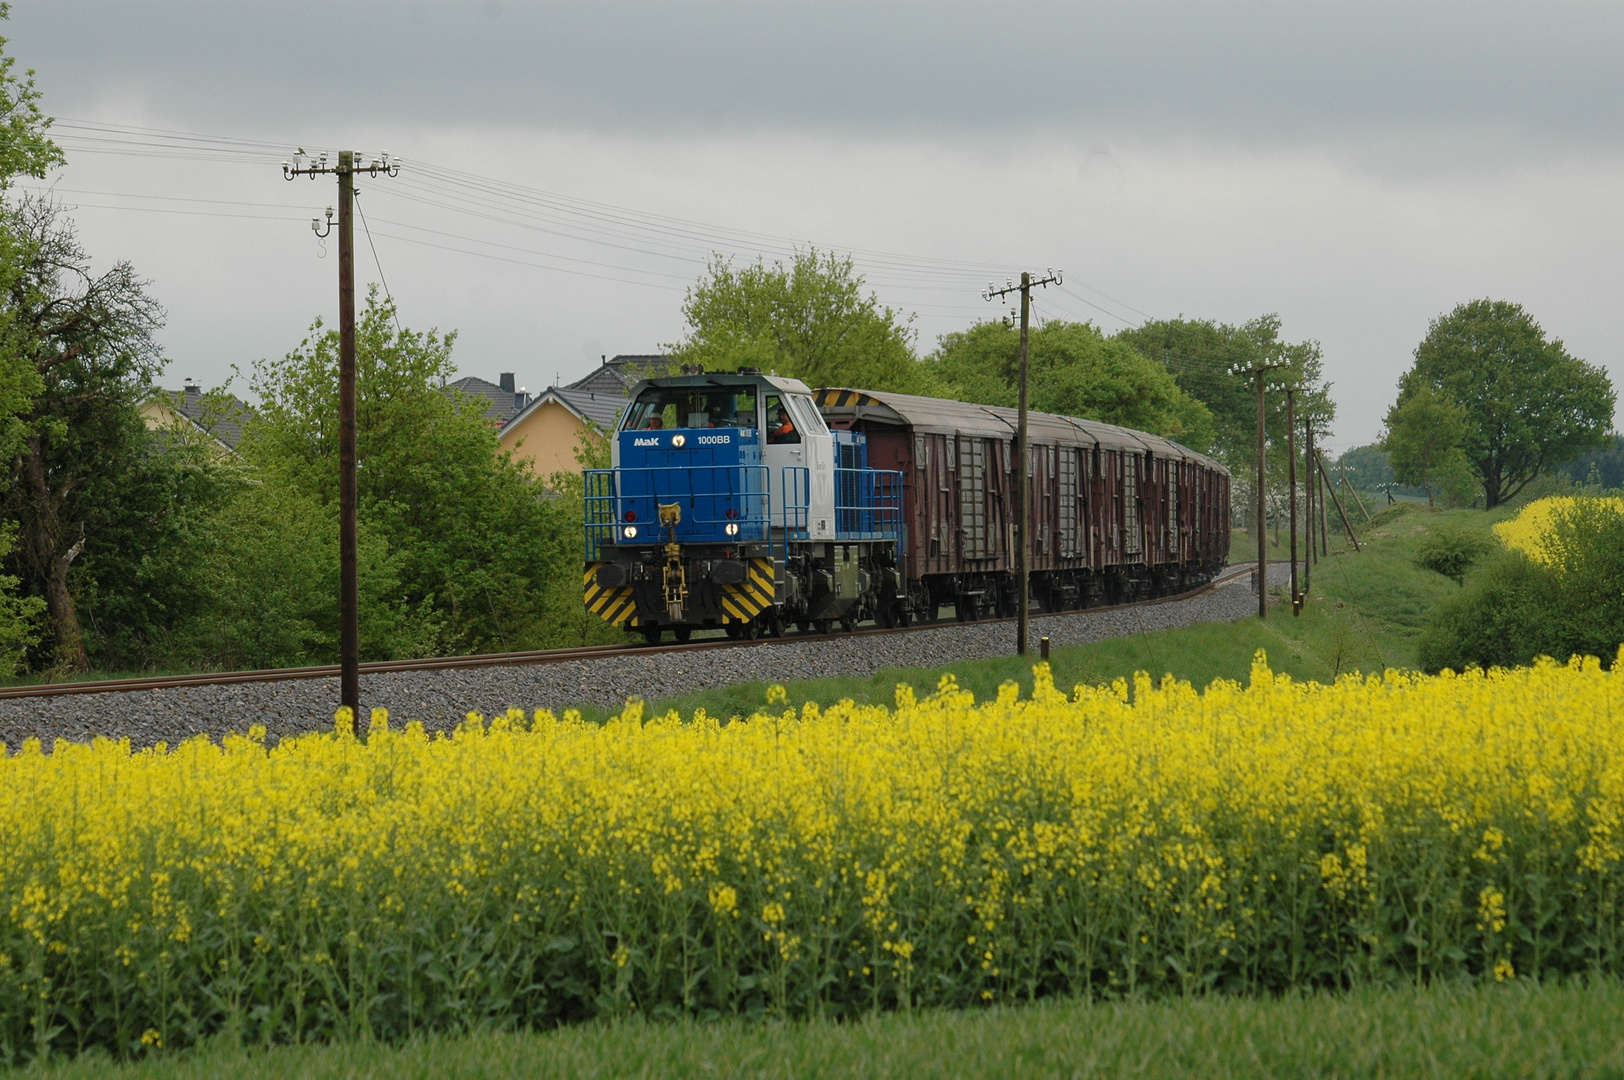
(834, 467, 904, 545)
(585, 465, 772, 560)
(781, 466, 811, 541)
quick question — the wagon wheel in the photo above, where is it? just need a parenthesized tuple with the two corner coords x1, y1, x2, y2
(673, 626, 693, 644)
(639, 626, 663, 645)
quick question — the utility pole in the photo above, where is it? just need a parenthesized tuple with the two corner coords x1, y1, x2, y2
(1281, 384, 1300, 615)
(283, 149, 402, 721)
(1227, 358, 1285, 618)
(1303, 414, 1314, 595)
(984, 268, 1063, 656)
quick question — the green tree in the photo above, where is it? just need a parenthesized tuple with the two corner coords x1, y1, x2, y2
(0, 199, 165, 672)
(666, 248, 928, 392)
(0, 2, 56, 467)
(244, 289, 608, 656)
(0, 3, 61, 192)
(1382, 381, 1474, 507)
(926, 319, 1213, 446)
(1115, 315, 1334, 474)
(1404, 299, 1614, 509)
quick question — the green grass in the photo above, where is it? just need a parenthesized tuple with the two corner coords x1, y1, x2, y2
(31, 981, 1624, 1079)
(560, 503, 1510, 723)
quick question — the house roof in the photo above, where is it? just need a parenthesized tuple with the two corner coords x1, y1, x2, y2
(564, 354, 672, 396)
(505, 386, 628, 435)
(153, 387, 254, 449)
(447, 375, 528, 427)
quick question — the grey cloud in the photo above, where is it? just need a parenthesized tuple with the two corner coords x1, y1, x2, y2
(12, 0, 1624, 146)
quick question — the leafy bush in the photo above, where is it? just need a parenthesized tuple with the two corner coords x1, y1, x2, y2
(1419, 496, 1624, 671)
(1412, 523, 1492, 583)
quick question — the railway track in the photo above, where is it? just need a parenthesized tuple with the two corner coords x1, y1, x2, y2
(0, 562, 1264, 701)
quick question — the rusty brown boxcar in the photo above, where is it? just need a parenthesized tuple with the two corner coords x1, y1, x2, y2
(815, 388, 1230, 623)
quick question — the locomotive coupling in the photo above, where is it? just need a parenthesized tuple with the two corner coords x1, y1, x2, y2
(658, 501, 687, 621)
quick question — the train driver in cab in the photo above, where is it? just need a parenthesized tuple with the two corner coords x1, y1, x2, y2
(767, 401, 799, 444)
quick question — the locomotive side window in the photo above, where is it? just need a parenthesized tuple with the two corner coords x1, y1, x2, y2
(624, 387, 758, 431)
(788, 394, 828, 436)
(763, 394, 801, 444)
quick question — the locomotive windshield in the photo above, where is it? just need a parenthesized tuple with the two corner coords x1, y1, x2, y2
(624, 386, 758, 431)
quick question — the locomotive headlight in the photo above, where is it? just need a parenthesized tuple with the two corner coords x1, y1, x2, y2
(724, 522, 739, 536)
(671, 434, 686, 448)
(622, 525, 638, 539)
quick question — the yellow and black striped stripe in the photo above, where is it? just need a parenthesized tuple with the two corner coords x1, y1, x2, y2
(583, 563, 639, 627)
(814, 388, 880, 408)
(720, 557, 777, 624)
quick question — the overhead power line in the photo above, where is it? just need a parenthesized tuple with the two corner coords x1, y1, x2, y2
(43, 117, 1178, 342)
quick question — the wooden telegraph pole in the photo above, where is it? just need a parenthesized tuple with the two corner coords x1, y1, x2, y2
(1228, 358, 1285, 618)
(1283, 384, 1300, 615)
(984, 269, 1062, 656)
(283, 149, 402, 721)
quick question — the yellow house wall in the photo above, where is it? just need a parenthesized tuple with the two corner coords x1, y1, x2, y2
(500, 400, 603, 479)
(139, 399, 184, 429)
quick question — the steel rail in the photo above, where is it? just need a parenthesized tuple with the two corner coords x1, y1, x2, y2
(0, 562, 1267, 701)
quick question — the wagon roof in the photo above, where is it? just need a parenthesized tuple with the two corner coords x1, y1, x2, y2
(814, 388, 1011, 438)
(818, 387, 1230, 475)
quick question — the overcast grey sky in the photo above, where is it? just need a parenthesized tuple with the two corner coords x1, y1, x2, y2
(8, 1, 1622, 449)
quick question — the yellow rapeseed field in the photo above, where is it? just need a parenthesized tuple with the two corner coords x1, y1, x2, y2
(1494, 495, 1624, 565)
(2, 653, 1622, 1061)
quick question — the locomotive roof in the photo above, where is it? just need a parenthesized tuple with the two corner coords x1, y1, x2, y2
(816, 388, 1228, 475)
(623, 372, 814, 400)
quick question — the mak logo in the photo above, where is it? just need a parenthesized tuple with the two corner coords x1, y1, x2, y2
(633, 437, 660, 447)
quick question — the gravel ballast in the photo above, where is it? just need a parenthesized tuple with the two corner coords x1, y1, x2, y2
(0, 564, 1291, 750)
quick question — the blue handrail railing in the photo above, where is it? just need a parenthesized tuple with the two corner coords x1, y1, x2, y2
(782, 467, 811, 541)
(835, 468, 903, 542)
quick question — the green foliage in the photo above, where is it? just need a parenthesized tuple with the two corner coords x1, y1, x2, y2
(68, 423, 248, 672)
(1553, 433, 1624, 491)
(1115, 315, 1333, 473)
(926, 320, 1213, 446)
(1412, 523, 1491, 584)
(32, 983, 1624, 1079)
(666, 248, 928, 392)
(0, 4, 63, 191)
(0, 523, 40, 676)
(1419, 498, 1624, 672)
(1382, 382, 1474, 507)
(1404, 299, 1614, 508)
(243, 289, 618, 657)
(169, 483, 437, 670)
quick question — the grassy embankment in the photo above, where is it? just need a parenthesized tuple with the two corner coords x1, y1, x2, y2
(29, 981, 1624, 1079)
(565, 502, 1510, 722)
